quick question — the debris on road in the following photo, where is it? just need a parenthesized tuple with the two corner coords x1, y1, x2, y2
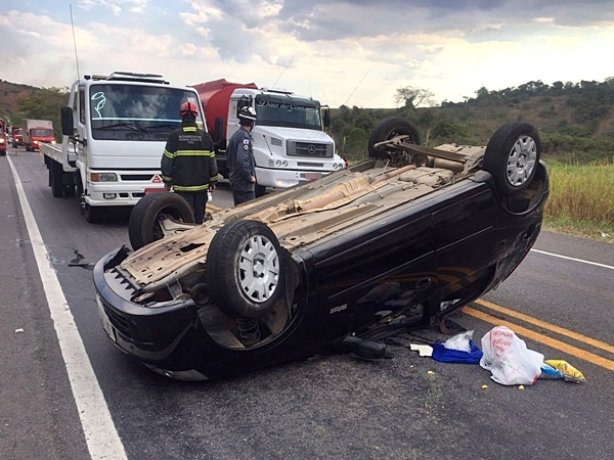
(479, 326, 544, 385)
(544, 359, 587, 383)
(409, 343, 433, 357)
(432, 330, 483, 364)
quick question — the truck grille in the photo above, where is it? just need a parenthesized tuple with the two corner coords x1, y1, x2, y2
(287, 141, 333, 158)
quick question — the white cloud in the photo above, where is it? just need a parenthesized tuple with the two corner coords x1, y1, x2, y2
(2, 1, 614, 108)
(78, 0, 148, 16)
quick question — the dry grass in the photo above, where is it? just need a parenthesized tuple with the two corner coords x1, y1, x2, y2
(544, 161, 614, 242)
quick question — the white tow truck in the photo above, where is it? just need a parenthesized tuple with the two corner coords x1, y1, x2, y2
(40, 71, 206, 222)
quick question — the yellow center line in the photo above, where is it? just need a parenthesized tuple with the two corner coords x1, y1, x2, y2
(474, 299, 614, 354)
(464, 307, 614, 372)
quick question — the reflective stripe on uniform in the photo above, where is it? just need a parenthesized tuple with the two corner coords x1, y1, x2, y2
(163, 149, 175, 158)
(182, 127, 198, 132)
(175, 150, 214, 157)
(173, 184, 210, 191)
(161, 175, 172, 181)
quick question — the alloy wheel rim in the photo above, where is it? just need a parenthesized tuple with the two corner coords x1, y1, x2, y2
(506, 135, 537, 187)
(238, 234, 279, 303)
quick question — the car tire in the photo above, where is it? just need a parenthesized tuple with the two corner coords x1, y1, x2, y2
(128, 192, 195, 250)
(484, 122, 541, 195)
(206, 220, 284, 319)
(368, 117, 421, 159)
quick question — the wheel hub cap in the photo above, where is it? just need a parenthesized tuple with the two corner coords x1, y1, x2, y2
(506, 135, 537, 187)
(238, 235, 279, 303)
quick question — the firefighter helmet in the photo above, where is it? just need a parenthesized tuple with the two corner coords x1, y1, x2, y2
(179, 101, 198, 117)
(238, 106, 257, 121)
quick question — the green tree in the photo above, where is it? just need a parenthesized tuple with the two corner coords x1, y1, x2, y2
(394, 86, 435, 109)
(16, 87, 68, 138)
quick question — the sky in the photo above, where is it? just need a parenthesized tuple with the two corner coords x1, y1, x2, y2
(1, 0, 614, 108)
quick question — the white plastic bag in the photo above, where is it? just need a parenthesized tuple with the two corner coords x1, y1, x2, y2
(480, 326, 544, 386)
(443, 330, 474, 352)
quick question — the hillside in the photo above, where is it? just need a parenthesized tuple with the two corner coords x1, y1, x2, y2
(330, 78, 614, 163)
(0, 80, 39, 121)
(3, 77, 613, 163)
(0, 80, 68, 137)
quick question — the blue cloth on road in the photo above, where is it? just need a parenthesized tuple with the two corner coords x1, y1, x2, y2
(431, 340, 483, 364)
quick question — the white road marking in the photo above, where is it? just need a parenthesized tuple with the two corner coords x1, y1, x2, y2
(7, 155, 127, 460)
(530, 248, 614, 271)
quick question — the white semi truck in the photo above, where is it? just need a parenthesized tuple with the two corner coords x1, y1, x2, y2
(40, 71, 206, 222)
(194, 79, 345, 196)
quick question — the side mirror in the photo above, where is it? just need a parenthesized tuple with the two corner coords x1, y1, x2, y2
(321, 106, 331, 129)
(61, 107, 74, 136)
(213, 117, 224, 145)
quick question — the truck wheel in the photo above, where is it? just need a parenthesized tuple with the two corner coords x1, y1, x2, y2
(51, 162, 64, 198)
(484, 122, 541, 195)
(85, 205, 103, 224)
(206, 220, 285, 319)
(368, 117, 421, 159)
(255, 184, 267, 198)
(64, 185, 76, 197)
(0, 151, 5, 157)
(128, 192, 195, 250)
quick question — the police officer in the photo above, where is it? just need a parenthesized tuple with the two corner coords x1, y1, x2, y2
(227, 106, 257, 205)
(161, 101, 218, 224)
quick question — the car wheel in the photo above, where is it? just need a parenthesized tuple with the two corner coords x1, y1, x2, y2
(128, 192, 195, 250)
(484, 122, 541, 195)
(368, 117, 421, 159)
(206, 220, 284, 319)
(0, 151, 6, 157)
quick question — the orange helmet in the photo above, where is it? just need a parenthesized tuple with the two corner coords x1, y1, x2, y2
(180, 101, 198, 117)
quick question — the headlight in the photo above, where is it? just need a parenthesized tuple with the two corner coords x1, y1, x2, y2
(90, 172, 118, 182)
(51, 140, 57, 144)
(0, 139, 5, 144)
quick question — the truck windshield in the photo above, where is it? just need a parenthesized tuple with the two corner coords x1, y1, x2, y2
(89, 84, 204, 141)
(255, 94, 322, 130)
(31, 129, 54, 137)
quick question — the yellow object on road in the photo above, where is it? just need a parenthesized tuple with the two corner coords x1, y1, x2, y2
(544, 359, 587, 383)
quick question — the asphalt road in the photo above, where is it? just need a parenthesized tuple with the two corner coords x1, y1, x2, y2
(1, 147, 613, 460)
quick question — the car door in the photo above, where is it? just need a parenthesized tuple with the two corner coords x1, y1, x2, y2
(311, 207, 438, 337)
(431, 182, 503, 310)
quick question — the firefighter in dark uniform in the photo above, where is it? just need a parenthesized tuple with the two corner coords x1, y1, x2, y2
(227, 106, 257, 205)
(161, 101, 218, 224)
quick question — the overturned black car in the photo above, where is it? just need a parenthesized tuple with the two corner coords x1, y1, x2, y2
(93, 118, 548, 380)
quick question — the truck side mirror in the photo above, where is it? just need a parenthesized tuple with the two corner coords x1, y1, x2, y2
(61, 107, 74, 136)
(322, 107, 331, 129)
(213, 117, 224, 145)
